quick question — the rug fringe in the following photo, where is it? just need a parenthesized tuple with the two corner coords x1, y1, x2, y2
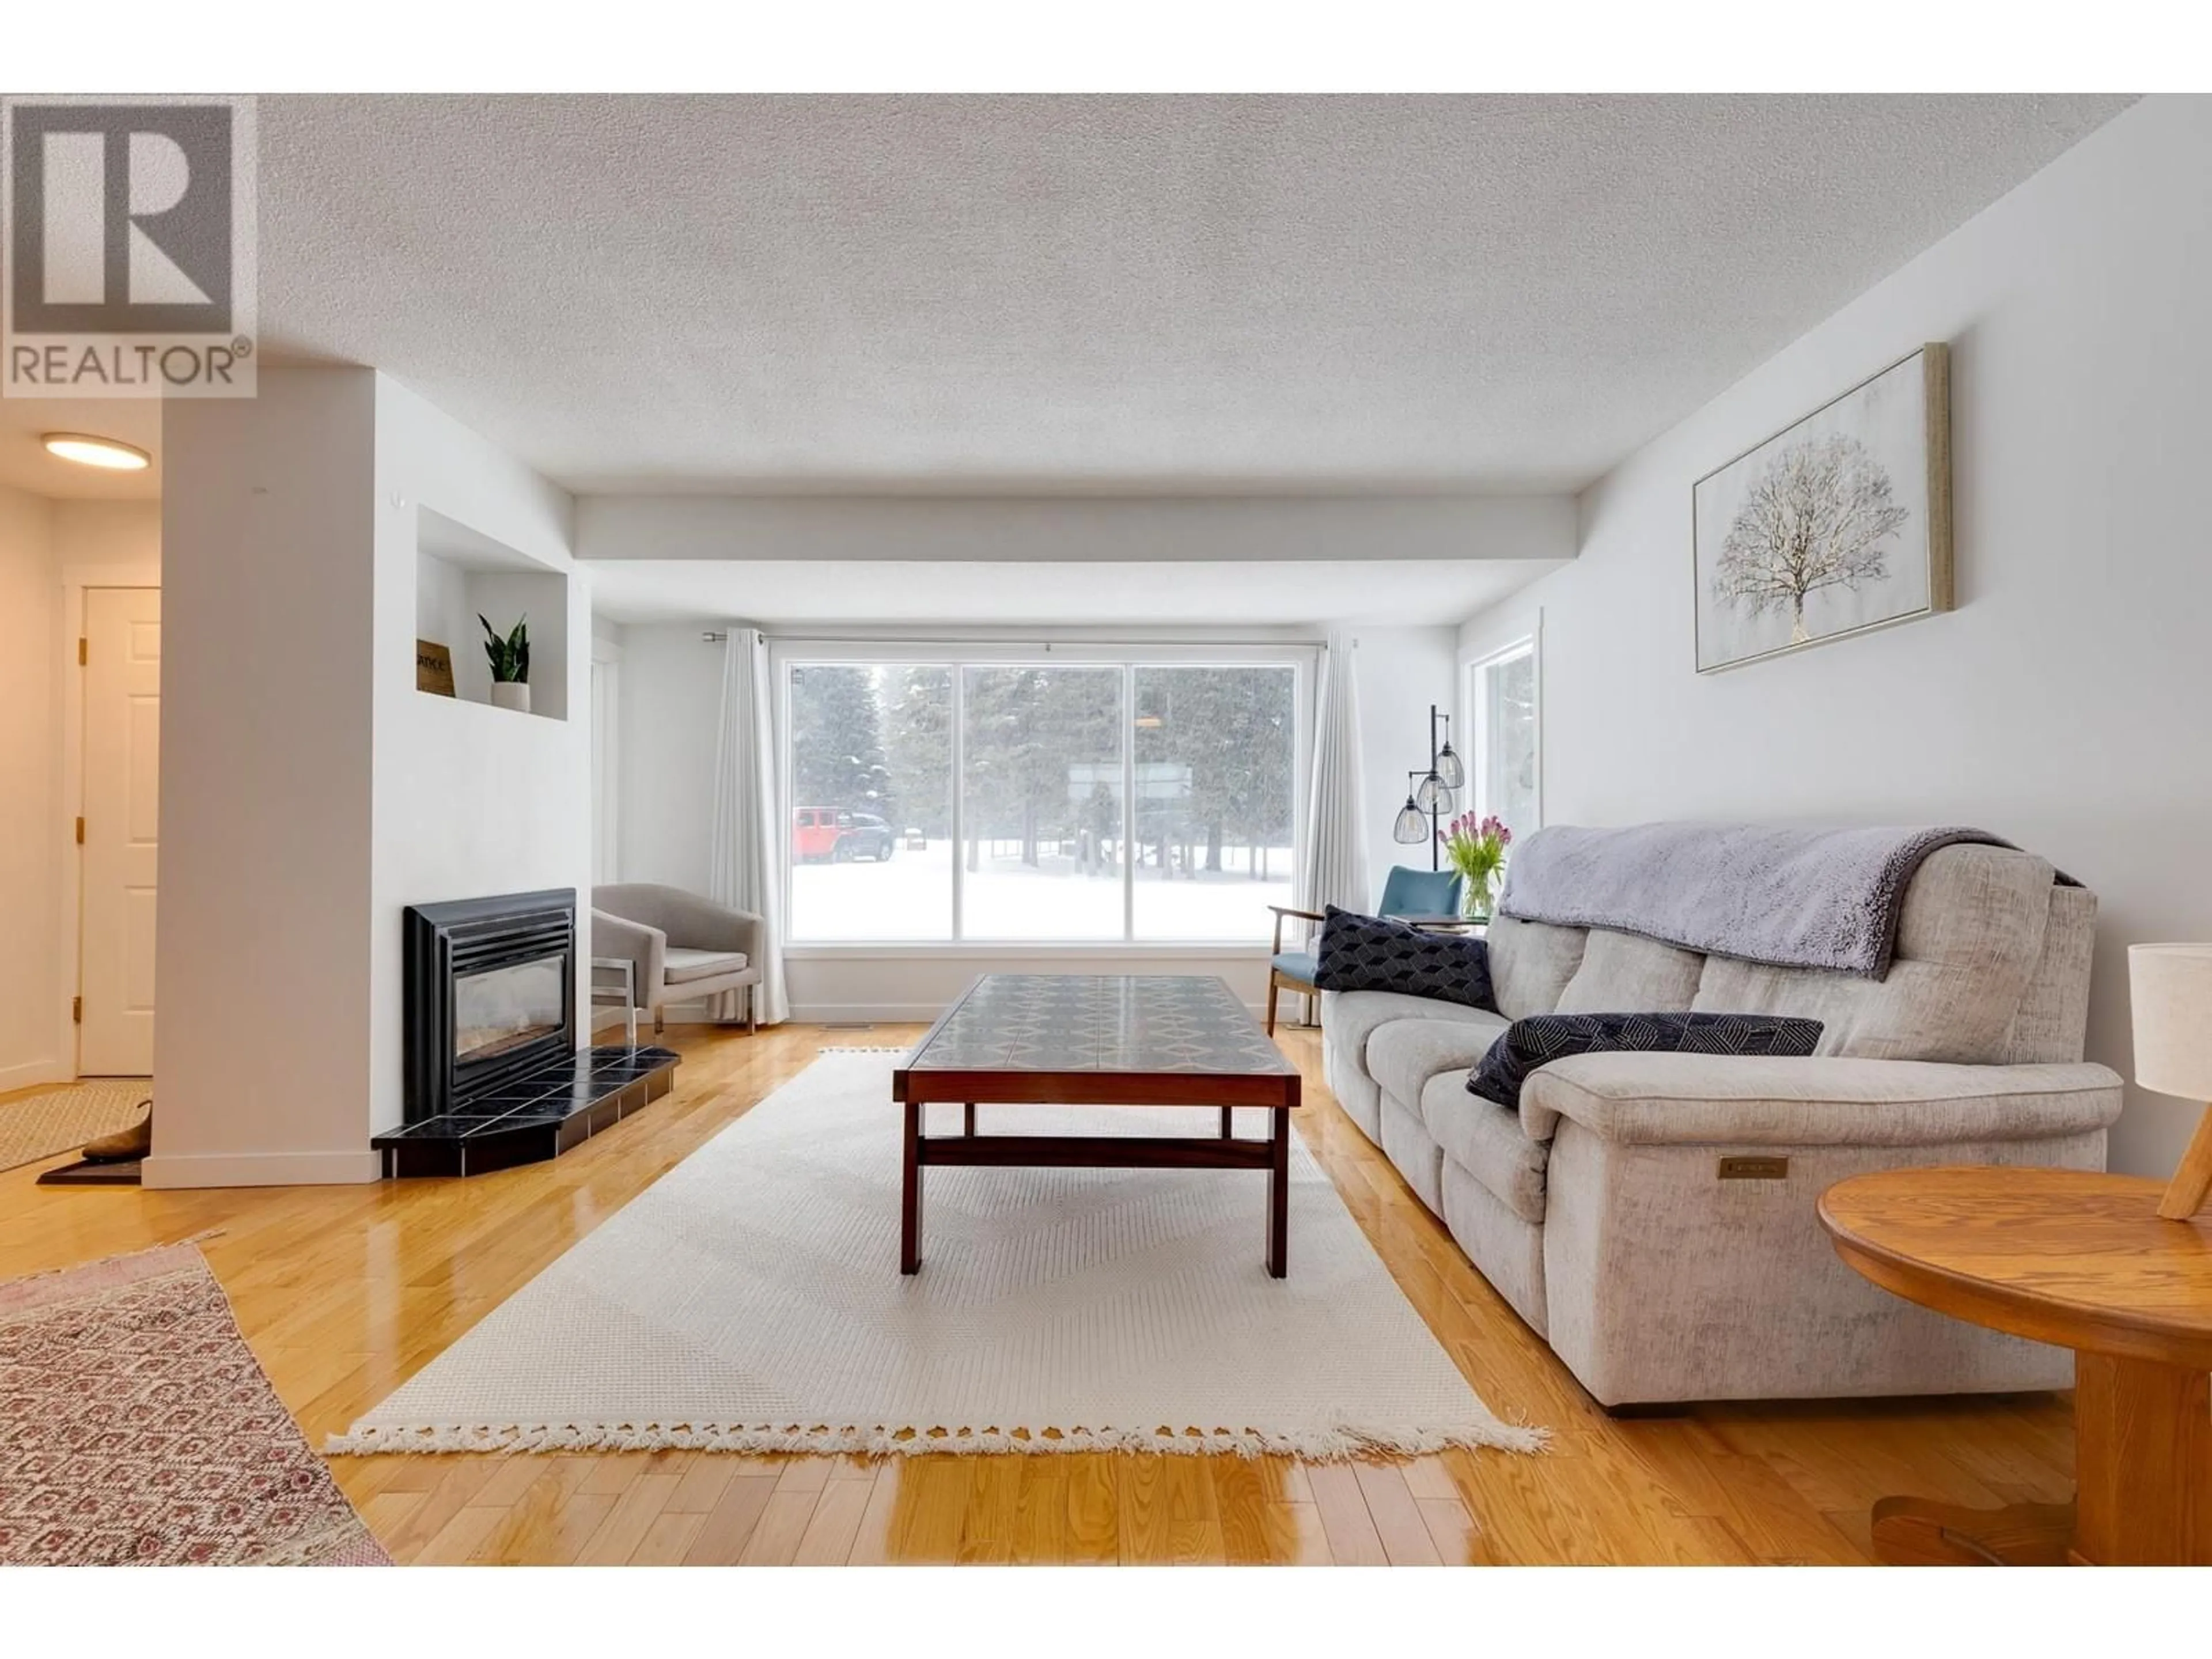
(325, 1418, 1548, 1459)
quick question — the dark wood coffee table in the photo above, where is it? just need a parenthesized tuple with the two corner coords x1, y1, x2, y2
(892, 974, 1303, 1277)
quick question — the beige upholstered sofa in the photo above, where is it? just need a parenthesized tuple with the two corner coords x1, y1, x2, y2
(1321, 844, 2124, 1408)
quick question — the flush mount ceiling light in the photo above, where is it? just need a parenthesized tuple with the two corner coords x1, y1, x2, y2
(43, 433, 151, 471)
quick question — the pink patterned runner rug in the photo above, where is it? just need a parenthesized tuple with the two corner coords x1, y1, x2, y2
(0, 1243, 389, 1566)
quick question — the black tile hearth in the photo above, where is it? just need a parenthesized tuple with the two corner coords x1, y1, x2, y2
(373, 1044, 679, 1178)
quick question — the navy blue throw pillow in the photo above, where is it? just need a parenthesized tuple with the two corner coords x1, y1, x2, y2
(1467, 1012, 1824, 1109)
(1313, 907, 1497, 1013)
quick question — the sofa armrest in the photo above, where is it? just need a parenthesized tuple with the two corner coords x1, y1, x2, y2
(590, 909, 667, 1005)
(1519, 1054, 2124, 1147)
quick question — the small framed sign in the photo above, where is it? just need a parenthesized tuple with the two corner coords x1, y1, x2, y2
(416, 639, 456, 696)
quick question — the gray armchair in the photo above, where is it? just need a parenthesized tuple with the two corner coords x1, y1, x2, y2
(592, 884, 763, 1036)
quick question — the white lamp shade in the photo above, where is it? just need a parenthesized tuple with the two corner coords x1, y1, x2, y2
(2129, 944, 2212, 1100)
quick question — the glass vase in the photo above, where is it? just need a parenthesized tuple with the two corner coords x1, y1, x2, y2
(1461, 874, 1494, 923)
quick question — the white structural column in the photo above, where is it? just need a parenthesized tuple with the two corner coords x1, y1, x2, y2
(148, 372, 383, 1186)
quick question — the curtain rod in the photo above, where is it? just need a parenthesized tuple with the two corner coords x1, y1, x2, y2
(702, 630, 1327, 648)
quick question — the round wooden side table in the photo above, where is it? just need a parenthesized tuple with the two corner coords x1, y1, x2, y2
(1819, 1165, 2212, 1566)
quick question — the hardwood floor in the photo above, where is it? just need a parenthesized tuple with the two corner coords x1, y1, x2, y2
(0, 1023, 2075, 1565)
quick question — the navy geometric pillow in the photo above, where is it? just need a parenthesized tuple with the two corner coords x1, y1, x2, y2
(1466, 1011, 1824, 1109)
(1313, 906, 1496, 1013)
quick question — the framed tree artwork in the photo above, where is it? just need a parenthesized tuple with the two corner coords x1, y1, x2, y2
(1692, 343, 1952, 673)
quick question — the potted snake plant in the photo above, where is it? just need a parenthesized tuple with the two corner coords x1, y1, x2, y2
(480, 613, 531, 712)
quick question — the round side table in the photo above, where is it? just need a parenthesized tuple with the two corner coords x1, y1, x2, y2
(1819, 1165, 2212, 1566)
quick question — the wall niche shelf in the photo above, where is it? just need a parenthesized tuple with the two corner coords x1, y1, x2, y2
(414, 506, 569, 722)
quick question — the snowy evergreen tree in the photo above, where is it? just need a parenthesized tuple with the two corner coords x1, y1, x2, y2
(963, 666, 1121, 869)
(1134, 666, 1296, 878)
(880, 666, 952, 835)
(789, 665, 889, 813)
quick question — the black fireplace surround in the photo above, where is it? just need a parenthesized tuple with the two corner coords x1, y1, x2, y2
(384, 889, 680, 1177)
(404, 888, 578, 1123)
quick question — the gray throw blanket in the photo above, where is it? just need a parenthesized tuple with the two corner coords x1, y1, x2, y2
(1497, 823, 2058, 979)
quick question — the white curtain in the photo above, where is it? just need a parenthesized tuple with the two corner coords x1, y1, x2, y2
(709, 627, 789, 1024)
(1297, 635, 1369, 919)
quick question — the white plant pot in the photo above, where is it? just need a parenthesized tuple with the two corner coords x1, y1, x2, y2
(489, 681, 531, 713)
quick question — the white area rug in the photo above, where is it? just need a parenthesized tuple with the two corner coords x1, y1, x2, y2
(329, 1051, 1541, 1459)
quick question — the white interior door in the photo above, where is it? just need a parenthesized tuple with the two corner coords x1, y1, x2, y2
(80, 588, 160, 1077)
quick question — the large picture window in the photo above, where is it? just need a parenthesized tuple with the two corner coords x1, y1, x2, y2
(1131, 665, 1297, 941)
(783, 652, 1305, 944)
(1470, 638, 1540, 834)
(787, 664, 950, 940)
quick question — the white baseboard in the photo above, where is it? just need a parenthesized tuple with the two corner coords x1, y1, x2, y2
(141, 1149, 385, 1189)
(783, 1003, 941, 1024)
(778, 1000, 1274, 1025)
(0, 1057, 69, 1093)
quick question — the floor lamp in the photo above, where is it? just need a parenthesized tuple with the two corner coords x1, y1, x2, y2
(1391, 703, 1464, 870)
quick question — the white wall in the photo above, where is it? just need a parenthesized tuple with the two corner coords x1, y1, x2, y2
(614, 623, 723, 897)
(0, 485, 59, 1091)
(415, 544, 475, 697)
(52, 501, 162, 573)
(1456, 96, 2212, 1179)
(1349, 625, 1461, 904)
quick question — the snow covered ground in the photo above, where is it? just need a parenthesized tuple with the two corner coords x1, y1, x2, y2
(789, 839, 1293, 942)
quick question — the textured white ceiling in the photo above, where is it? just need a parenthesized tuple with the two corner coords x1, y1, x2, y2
(587, 557, 1566, 628)
(253, 94, 2132, 495)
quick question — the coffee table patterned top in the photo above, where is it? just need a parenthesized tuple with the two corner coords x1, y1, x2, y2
(906, 975, 1296, 1075)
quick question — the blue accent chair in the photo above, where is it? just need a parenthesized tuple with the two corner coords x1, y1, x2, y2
(1266, 866, 1468, 1034)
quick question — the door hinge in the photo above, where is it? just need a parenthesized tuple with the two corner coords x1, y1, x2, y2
(78, 637, 87, 665)
(72, 997, 82, 1025)
(75, 816, 85, 844)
